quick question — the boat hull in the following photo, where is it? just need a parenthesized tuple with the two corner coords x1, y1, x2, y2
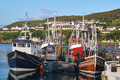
(70, 44, 84, 60)
(7, 50, 44, 74)
(79, 54, 105, 75)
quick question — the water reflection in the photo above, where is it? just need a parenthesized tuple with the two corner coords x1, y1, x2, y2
(8, 70, 102, 80)
(78, 73, 101, 80)
(0, 44, 12, 62)
(8, 71, 41, 80)
(8, 71, 77, 80)
(42, 72, 77, 80)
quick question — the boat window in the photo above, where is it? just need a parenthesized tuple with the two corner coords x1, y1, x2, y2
(13, 43, 16, 47)
(73, 40, 74, 42)
(111, 66, 117, 72)
(47, 46, 53, 54)
(27, 44, 30, 47)
(78, 40, 81, 43)
(18, 43, 26, 47)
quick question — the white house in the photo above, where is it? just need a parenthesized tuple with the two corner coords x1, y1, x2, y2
(2, 27, 9, 31)
(32, 37, 41, 42)
(117, 28, 120, 30)
(34, 26, 44, 30)
(107, 26, 116, 31)
(62, 26, 73, 30)
(101, 30, 110, 34)
(102, 39, 114, 43)
(31, 27, 35, 30)
(96, 26, 104, 31)
(11, 26, 23, 31)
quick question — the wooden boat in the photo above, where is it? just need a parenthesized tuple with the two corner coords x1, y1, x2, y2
(69, 13, 105, 75)
(79, 54, 105, 75)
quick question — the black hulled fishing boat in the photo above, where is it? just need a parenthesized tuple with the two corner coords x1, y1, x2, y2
(7, 13, 44, 74)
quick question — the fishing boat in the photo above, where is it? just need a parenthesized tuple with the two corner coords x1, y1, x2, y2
(41, 12, 61, 61)
(69, 13, 105, 75)
(69, 23, 84, 61)
(101, 61, 120, 80)
(79, 25, 105, 76)
(7, 13, 44, 74)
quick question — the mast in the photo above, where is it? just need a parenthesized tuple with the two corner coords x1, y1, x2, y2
(94, 24, 98, 55)
(88, 31, 90, 47)
(25, 13, 28, 28)
(82, 13, 86, 57)
(91, 24, 94, 48)
(82, 13, 85, 31)
(29, 32, 32, 40)
(115, 36, 116, 50)
(25, 13, 28, 40)
(76, 25, 78, 44)
(17, 13, 30, 40)
(60, 24, 62, 44)
(47, 18, 50, 43)
(82, 13, 85, 44)
(76, 24, 80, 44)
(53, 11, 57, 44)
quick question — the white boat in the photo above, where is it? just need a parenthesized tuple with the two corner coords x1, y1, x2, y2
(101, 61, 120, 80)
(41, 12, 58, 61)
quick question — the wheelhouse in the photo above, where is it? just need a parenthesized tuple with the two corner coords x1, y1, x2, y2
(12, 39, 37, 55)
(71, 38, 82, 45)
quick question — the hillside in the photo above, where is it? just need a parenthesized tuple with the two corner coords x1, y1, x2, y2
(4, 8, 120, 28)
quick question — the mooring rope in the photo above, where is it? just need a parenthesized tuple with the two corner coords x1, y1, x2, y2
(24, 52, 43, 65)
(43, 62, 76, 75)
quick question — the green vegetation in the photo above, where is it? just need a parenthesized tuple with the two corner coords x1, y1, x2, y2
(1, 8, 120, 42)
(62, 30, 73, 41)
(4, 20, 42, 28)
(0, 32, 20, 41)
(104, 30, 120, 40)
(0, 30, 45, 41)
(0, 29, 120, 43)
(30, 30, 45, 39)
(0, 30, 73, 42)
(4, 9, 120, 29)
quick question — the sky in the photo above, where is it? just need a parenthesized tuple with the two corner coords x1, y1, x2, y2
(0, 0, 120, 28)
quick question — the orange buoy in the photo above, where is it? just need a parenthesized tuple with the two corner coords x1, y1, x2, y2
(40, 71, 43, 75)
(40, 65, 43, 71)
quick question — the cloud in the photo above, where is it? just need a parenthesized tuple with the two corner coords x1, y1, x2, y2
(33, 9, 54, 20)
(16, 9, 54, 21)
(41, 9, 52, 14)
(33, 14, 47, 20)
(18, 18, 25, 21)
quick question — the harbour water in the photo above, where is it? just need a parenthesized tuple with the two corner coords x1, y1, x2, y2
(0, 44, 11, 80)
(0, 44, 119, 80)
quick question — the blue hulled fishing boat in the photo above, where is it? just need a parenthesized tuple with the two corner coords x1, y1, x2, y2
(7, 13, 44, 74)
